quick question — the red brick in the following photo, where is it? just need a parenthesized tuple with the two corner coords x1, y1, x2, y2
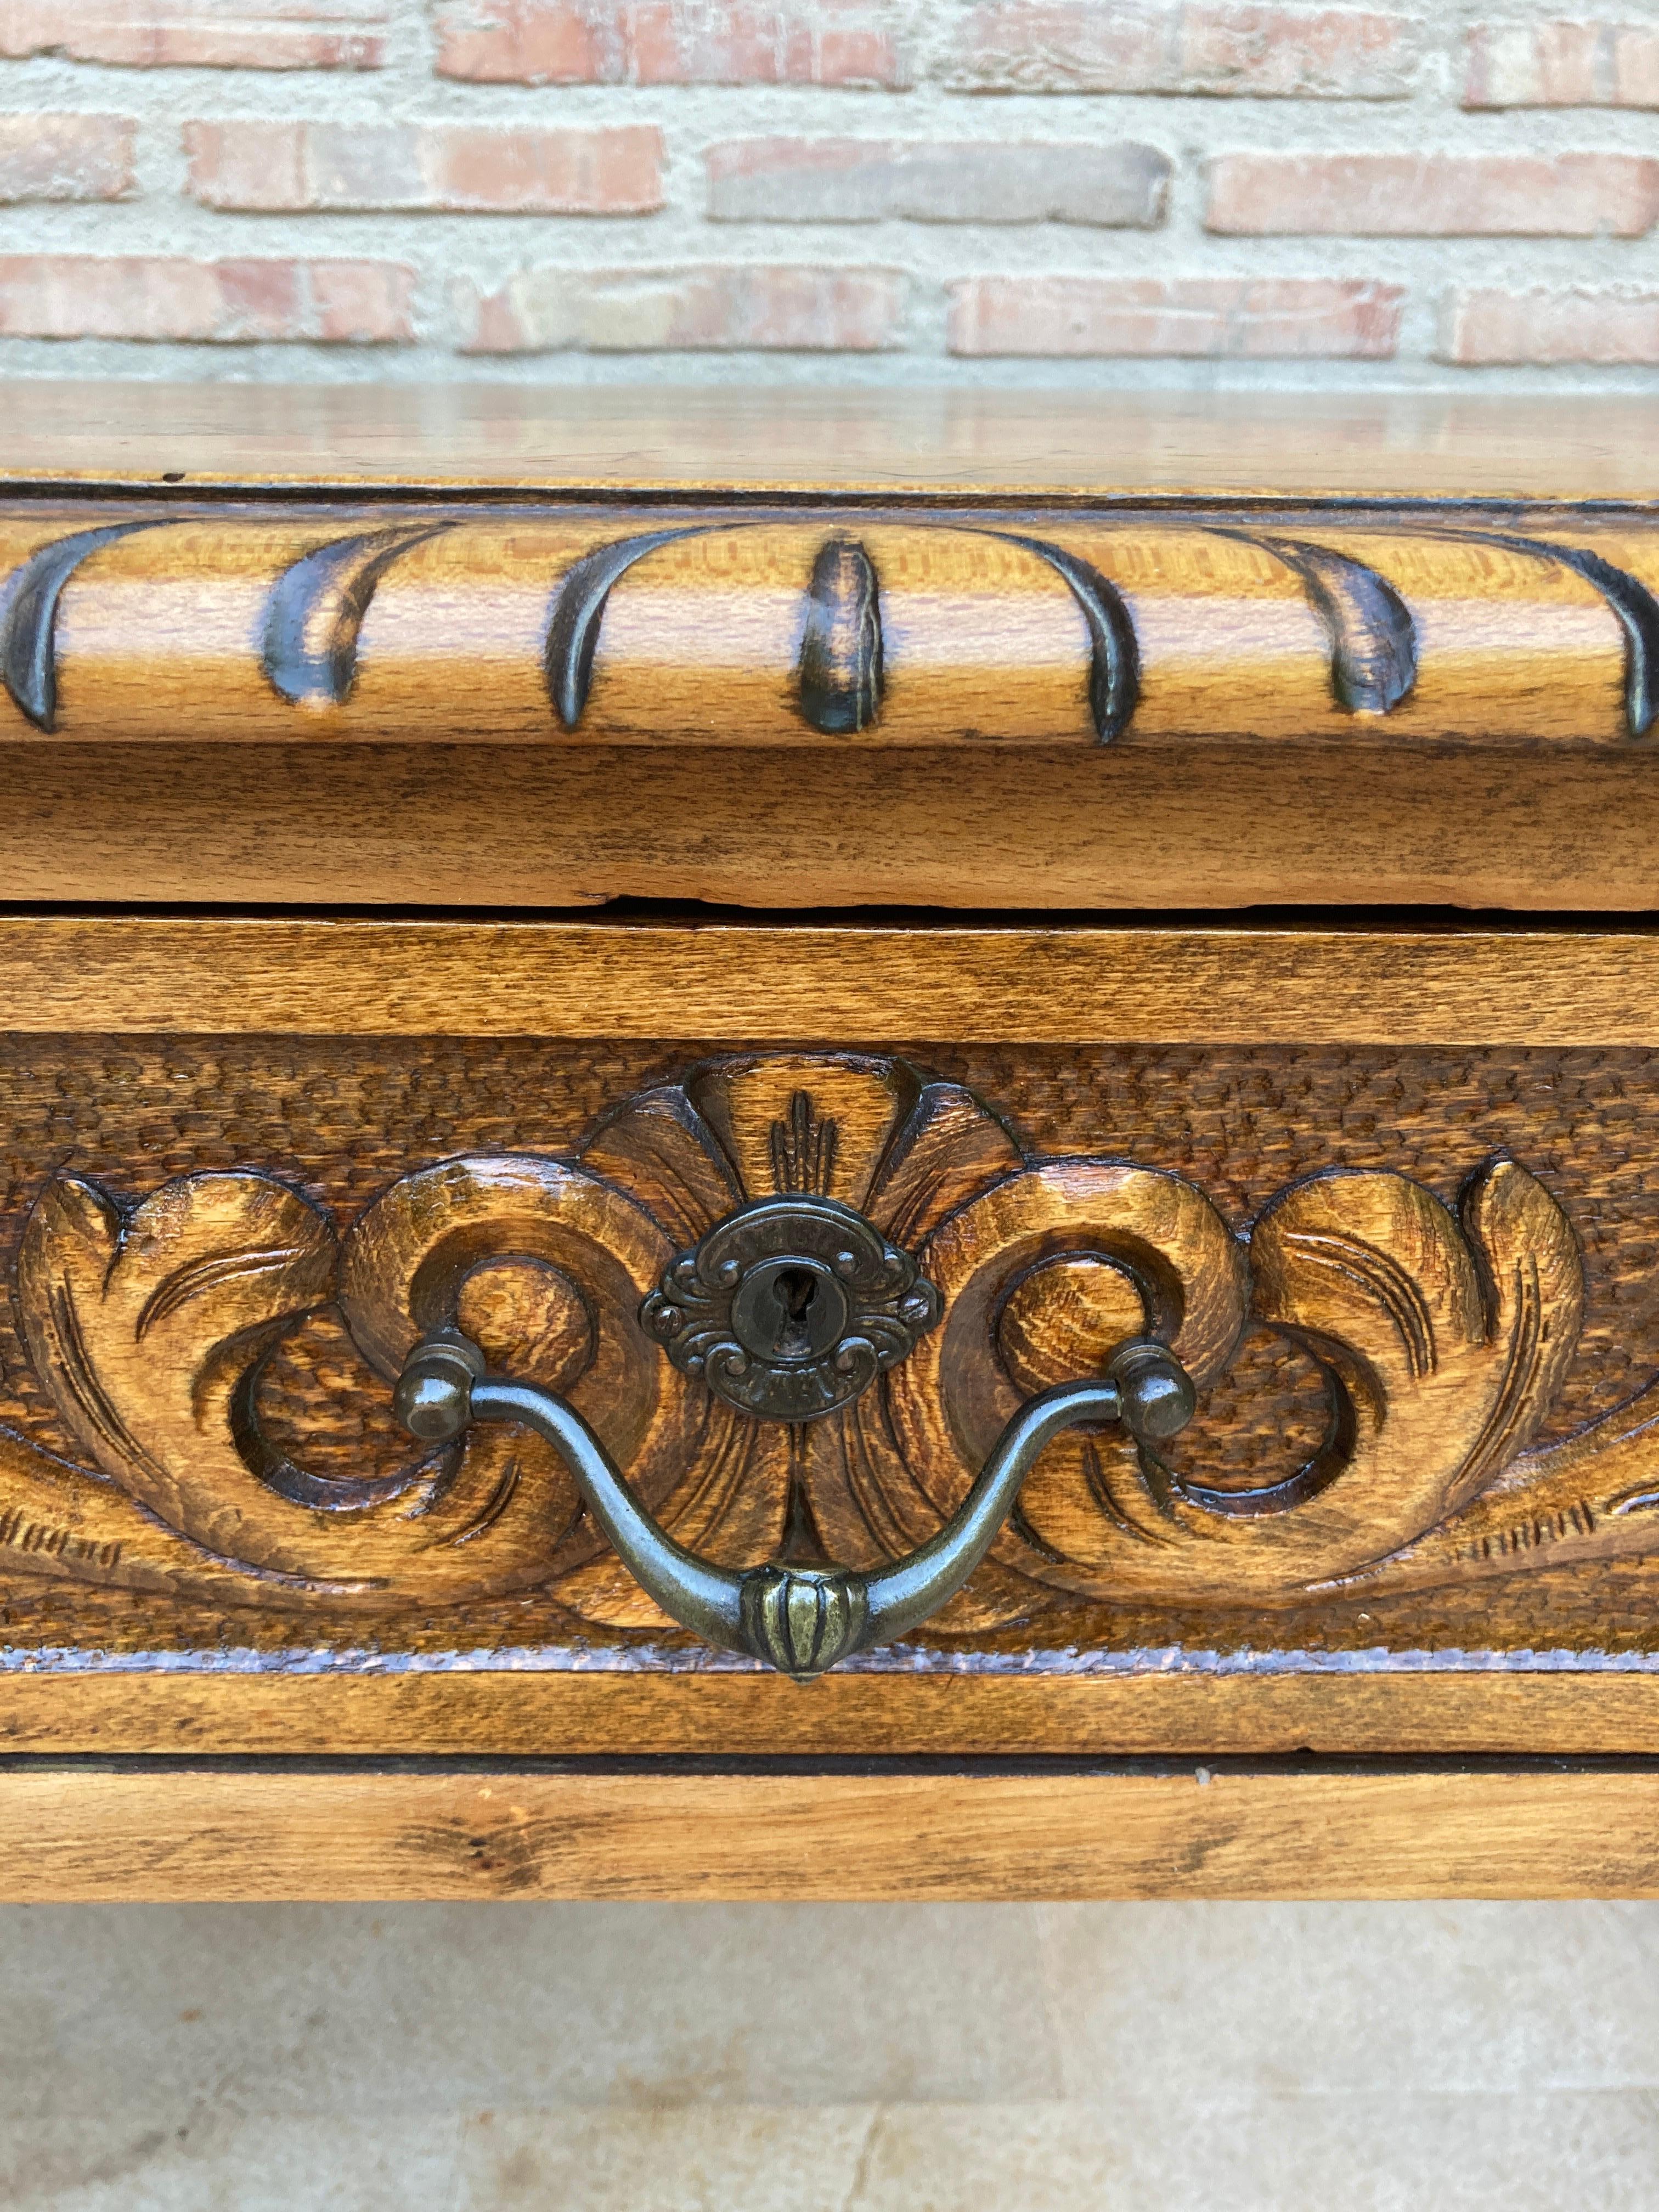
(185, 121, 663, 213)
(434, 0, 908, 86)
(945, 3, 1421, 95)
(1465, 19, 1659, 109)
(1444, 285, 1659, 364)
(0, 115, 133, 201)
(1206, 151, 1659, 235)
(0, 0, 386, 67)
(0, 255, 412, 341)
(461, 264, 906, 351)
(706, 137, 1169, 225)
(947, 274, 1403, 357)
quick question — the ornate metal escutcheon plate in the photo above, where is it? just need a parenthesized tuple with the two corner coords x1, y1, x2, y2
(640, 1193, 942, 1424)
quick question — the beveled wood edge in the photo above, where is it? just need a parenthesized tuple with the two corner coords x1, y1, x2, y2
(2, 917, 1657, 1044)
(4, 1672, 1659, 1758)
(1, 1767, 1655, 1899)
(6, 385, 1659, 501)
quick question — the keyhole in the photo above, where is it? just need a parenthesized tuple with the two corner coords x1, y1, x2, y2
(729, 1254, 850, 1367)
(771, 1266, 820, 1357)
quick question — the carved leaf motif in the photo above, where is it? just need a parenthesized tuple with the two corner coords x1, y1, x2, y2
(573, 1055, 1025, 1613)
(7, 1170, 385, 1599)
(887, 1152, 1593, 1609)
(21, 1172, 342, 1531)
(1231, 1158, 1585, 1592)
(338, 1151, 738, 1610)
(686, 1053, 913, 1211)
(864, 1079, 1024, 1248)
(7, 1162, 691, 1611)
(1001, 1157, 1583, 1601)
(582, 1085, 743, 1248)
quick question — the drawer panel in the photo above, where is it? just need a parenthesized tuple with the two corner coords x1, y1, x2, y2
(4, 920, 1659, 1763)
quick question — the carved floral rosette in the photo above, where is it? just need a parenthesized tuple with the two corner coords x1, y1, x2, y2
(2, 1049, 1657, 1637)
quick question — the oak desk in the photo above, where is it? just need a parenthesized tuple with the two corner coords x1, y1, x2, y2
(1, 385, 1657, 1898)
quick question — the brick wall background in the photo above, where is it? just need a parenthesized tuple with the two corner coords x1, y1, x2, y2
(0, 0, 1653, 386)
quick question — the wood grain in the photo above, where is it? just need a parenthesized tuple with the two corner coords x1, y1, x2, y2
(4, 500, 1655, 747)
(2, 915, 1659, 1042)
(3, 1763, 1659, 1899)
(8, 741, 1659, 912)
(10, 1671, 1659, 1758)
(5, 383, 1658, 500)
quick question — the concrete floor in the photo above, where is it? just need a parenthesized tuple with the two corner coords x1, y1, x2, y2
(1, 1901, 1655, 2208)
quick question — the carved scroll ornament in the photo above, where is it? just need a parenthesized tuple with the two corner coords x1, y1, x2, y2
(1, 1050, 1656, 1639)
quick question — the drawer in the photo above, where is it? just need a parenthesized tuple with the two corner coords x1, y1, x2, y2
(5, 916, 1659, 1894)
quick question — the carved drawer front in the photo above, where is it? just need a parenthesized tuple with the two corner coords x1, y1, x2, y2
(6, 916, 1659, 1762)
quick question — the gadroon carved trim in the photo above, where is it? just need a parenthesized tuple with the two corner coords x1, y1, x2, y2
(795, 536, 884, 736)
(2, 501, 1657, 746)
(2, 1050, 1659, 1636)
(261, 521, 452, 708)
(0, 520, 154, 730)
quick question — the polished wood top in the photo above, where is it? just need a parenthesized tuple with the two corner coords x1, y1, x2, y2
(3, 381, 1656, 501)
(2, 382, 1653, 757)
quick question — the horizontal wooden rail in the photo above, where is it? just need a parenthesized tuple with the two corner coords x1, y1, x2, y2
(5, 1672, 1659, 1761)
(2, 1764, 1657, 1900)
(3, 916, 1659, 1044)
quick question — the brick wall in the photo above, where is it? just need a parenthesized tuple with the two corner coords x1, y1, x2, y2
(0, 0, 1653, 385)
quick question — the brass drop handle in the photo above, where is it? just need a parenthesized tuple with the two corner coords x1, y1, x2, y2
(394, 1330, 1195, 1679)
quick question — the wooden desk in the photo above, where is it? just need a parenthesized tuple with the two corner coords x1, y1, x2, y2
(2, 385, 1657, 1897)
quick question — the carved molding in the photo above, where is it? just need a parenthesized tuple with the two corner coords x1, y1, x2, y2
(0, 501, 1654, 744)
(2, 1050, 1658, 1637)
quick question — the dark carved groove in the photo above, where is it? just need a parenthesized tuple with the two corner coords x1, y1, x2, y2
(1229, 534, 1418, 716)
(797, 537, 884, 735)
(1448, 531, 1659, 740)
(544, 529, 700, 730)
(1559, 547, 1659, 738)
(994, 534, 1140, 742)
(262, 523, 451, 709)
(230, 1344, 441, 1519)
(0, 523, 153, 731)
(1173, 1351, 1353, 1520)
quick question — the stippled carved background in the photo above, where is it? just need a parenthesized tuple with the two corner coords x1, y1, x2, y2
(3, 1034, 1658, 1657)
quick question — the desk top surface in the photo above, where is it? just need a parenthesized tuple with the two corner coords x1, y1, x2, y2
(3, 381, 1654, 501)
